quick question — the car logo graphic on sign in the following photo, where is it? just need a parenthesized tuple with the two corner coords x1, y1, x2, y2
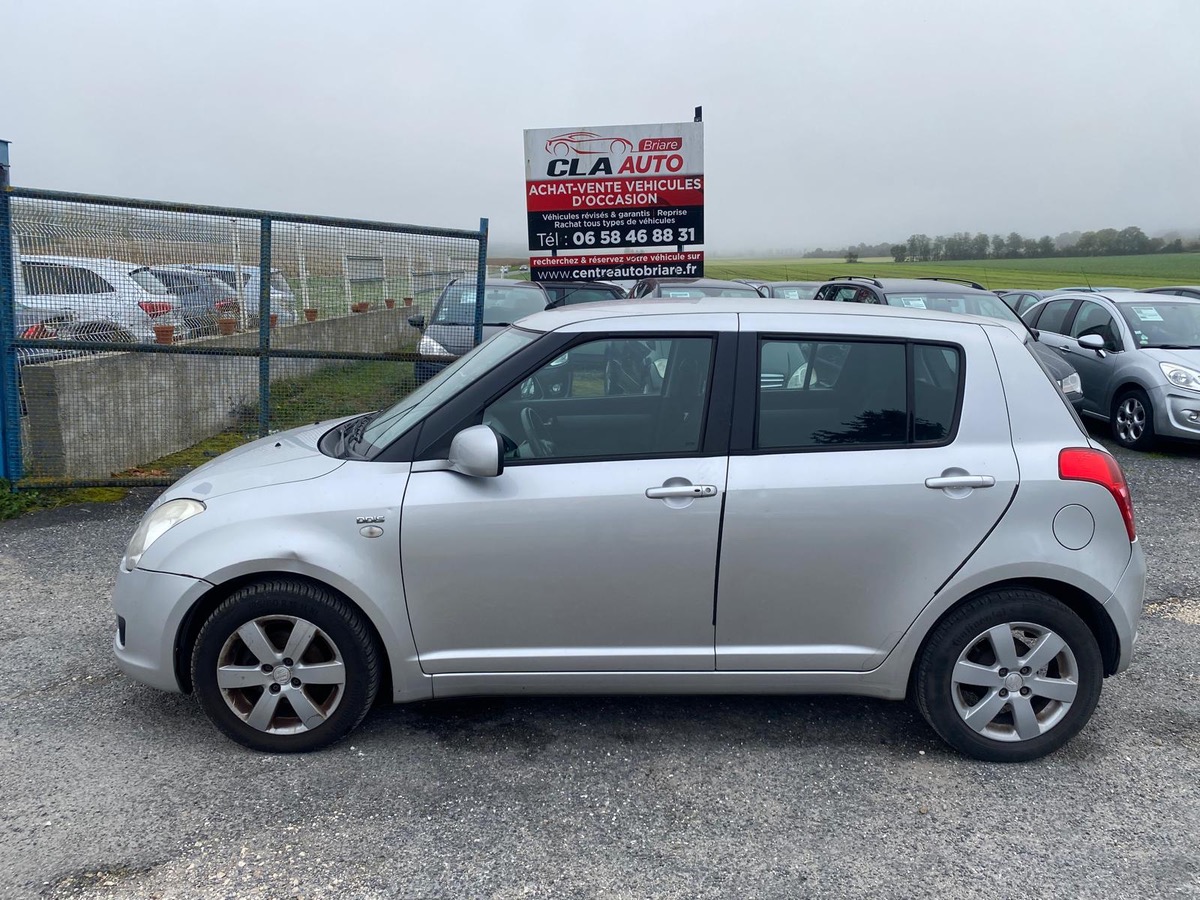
(544, 132, 634, 157)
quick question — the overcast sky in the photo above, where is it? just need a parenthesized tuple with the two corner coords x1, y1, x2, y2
(4, 0, 1198, 254)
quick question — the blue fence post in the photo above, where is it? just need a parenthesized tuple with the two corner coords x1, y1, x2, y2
(473, 217, 489, 347)
(258, 218, 272, 438)
(0, 139, 23, 485)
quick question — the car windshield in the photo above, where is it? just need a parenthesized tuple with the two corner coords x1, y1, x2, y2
(270, 271, 293, 294)
(432, 284, 548, 325)
(885, 291, 1023, 325)
(1117, 301, 1200, 348)
(655, 285, 759, 298)
(357, 327, 539, 453)
(771, 285, 818, 300)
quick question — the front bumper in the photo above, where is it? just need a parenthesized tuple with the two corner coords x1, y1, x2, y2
(112, 566, 211, 693)
(1151, 385, 1200, 441)
(1103, 539, 1147, 674)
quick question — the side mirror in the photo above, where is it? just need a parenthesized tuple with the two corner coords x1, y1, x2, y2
(447, 424, 503, 477)
(407, 314, 426, 330)
(1078, 334, 1105, 352)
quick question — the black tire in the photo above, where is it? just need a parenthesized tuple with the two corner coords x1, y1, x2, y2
(1111, 387, 1155, 451)
(915, 589, 1103, 762)
(192, 579, 380, 752)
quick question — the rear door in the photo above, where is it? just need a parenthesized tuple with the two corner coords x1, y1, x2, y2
(716, 313, 1019, 671)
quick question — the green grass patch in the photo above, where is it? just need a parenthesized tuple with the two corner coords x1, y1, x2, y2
(1, 480, 127, 520)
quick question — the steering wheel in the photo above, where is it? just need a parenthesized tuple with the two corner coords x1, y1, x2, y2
(520, 407, 554, 458)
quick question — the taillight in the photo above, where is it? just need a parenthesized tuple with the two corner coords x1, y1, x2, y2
(138, 300, 174, 318)
(1059, 447, 1136, 542)
(21, 323, 55, 339)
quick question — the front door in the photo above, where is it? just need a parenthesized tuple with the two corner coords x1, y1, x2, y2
(716, 316, 1020, 671)
(400, 330, 729, 673)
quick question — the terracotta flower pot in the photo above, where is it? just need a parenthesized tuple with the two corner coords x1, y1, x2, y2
(304, 308, 319, 322)
(385, 298, 396, 309)
(351, 302, 370, 313)
(403, 297, 413, 307)
(217, 317, 237, 336)
(269, 313, 279, 328)
(152, 324, 175, 345)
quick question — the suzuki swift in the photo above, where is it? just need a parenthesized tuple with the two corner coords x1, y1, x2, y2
(113, 299, 1145, 762)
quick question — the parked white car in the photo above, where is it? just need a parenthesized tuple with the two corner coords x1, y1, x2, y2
(19, 255, 182, 343)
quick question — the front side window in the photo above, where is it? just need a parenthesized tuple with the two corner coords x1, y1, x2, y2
(756, 338, 961, 450)
(482, 336, 714, 462)
(1070, 301, 1121, 350)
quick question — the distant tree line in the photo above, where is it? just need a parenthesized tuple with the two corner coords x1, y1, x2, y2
(804, 227, 1197, 263)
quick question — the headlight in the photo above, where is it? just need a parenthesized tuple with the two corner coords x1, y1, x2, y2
(123, 498, 205, 571)
(1161, 362, 1200, 393)
(1057, 372, 1081, 395)
(418, 334, 449, 357)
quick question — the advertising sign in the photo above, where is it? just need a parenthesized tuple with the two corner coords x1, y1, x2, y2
(524, 121, 704, 280)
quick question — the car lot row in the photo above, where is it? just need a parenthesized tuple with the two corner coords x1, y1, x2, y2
(11, 254, 300, 350)
(413, 274, 1200, 451)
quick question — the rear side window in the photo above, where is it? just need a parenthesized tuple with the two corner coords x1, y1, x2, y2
(756, 338, 962, 451)
(1030, 299, 1075, 334)
(22, 263, 114, 295)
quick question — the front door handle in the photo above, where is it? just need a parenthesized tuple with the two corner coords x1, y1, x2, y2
(1058, 345, 1072, 354)
(924, 475, 995, 490)
(646, 484, 718, 499)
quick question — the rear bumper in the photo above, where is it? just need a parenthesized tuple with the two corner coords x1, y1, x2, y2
(1103, 540, 1147, 674)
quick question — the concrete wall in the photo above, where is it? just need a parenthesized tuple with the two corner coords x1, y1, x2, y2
(21, 309, 415, 479)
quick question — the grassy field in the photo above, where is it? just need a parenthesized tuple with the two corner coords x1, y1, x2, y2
(703, 253, 1200, 290)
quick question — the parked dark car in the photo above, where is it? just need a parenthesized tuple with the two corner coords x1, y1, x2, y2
(409, 278, 552, 383)
(813, 277, 1084, 408)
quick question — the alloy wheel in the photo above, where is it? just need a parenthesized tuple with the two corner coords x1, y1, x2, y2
(950, 621, 1079, 742)
(1115, 397, 1146, 444)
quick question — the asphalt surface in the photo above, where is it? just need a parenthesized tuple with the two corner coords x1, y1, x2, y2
(1, 430, 1198, 900)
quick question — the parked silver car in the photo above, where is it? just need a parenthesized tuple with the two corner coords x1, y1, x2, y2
(113, 299, 1145, 761)
(1022, 291, 1200, 449)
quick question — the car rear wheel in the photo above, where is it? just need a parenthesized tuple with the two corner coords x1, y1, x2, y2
(1112, 387, 1155, 450)
(192, 579, 380, 752)
(915, 589, 1102, 762)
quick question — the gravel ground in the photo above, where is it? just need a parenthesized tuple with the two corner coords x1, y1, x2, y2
(1, 432, 1197, 900)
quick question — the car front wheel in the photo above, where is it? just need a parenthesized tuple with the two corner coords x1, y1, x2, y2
(192, 579, 380, 752)
(1112, 387, 1155, 450)
(915, 589, 1103, 762)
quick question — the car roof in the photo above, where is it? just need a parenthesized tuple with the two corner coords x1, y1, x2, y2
(767, 281, 823, 287)
(1034, 290, 1200, 305)
(1144, 285, 1200, 291)
(639, 277, 757, 289)
(190, 263, 283, 275)
(517, 297, 1024, 337)
(22, 254, 143, 273)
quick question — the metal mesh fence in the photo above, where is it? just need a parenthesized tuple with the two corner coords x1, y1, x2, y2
(1, 188, 487, 487)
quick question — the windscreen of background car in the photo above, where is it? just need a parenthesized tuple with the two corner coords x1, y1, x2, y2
(433, 285, 549, 325)
(657, 287, 759, 298)
(771, 286, 818, 300)
(270, 271, 294, 294)
(358, 327, 539, 453)
(1117, 301, 1200, 348)
(129, 268, 173, 296)
(885, 291, 1022, 324)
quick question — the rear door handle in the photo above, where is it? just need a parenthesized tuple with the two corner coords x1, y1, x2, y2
(924, 475, 995, 489)
(646, 484, 718, 499)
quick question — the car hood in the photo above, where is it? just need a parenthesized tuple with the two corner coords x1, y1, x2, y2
(160, 419, 347, 503)
(424, 323, 507, 356)
(1138, 347, 1200, 368)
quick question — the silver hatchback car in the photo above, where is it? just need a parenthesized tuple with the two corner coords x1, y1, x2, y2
(113, 300, 1145, 762)
(1023, 291, 1200, 450)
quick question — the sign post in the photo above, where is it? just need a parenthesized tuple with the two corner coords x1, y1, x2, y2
(524, 121, 704, 282)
